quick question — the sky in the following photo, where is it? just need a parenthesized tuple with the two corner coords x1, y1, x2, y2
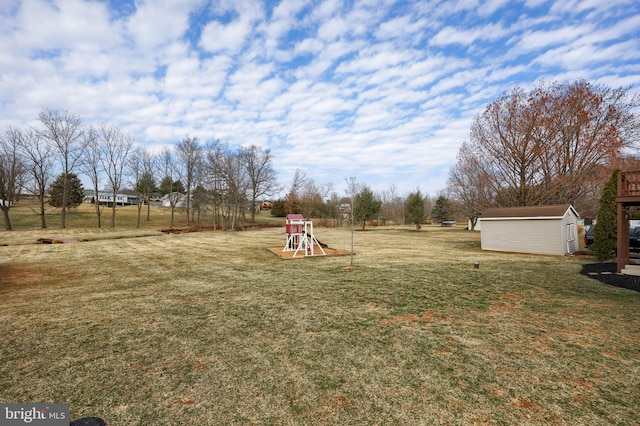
(1, 0, 639, 198)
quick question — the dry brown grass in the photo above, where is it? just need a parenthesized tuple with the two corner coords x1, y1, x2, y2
(1, 224, 638, 425)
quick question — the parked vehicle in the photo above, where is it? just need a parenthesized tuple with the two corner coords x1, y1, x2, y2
(584, 225, 594, 248)
(585, 225, 640, 252)
(631, 226, 640, 252)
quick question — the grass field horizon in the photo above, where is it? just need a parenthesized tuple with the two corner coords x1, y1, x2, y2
(1, 203, 639, 424)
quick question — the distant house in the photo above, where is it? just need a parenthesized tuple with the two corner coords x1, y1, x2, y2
(339, 203, 351, 219)
(479, 204, 580, 256)
(97, 192, 140, 206)
(83, 191, 140, 206)
(162, 192, 189, 208)
(259, 201, 273, 210)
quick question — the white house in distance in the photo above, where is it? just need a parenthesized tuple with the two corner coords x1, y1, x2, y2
(83, 191, 140, 206)
(479, 204, 580, 256)
(162, 192, 190, 208)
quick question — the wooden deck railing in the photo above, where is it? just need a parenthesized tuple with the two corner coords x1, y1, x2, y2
(618, 170, 640, 198)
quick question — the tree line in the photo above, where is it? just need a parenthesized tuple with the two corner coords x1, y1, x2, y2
(6, 79, 627, 233)
(0, 108, 280, 231)
(271, 170, 453, 231)
(0, 107, 450, 232)
(275, 79, 640, 231)
(0, 109, 478, 233)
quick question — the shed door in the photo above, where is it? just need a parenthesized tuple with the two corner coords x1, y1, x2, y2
(566, 223, 577, 254)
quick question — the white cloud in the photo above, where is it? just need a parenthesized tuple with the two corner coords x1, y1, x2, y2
(335, 44, 411, 74)
(375, 14, 427, 41)
(430, 22, 509, 46)
(478, 0, 510, 16)
(264, 0, 311, 50)
(0, 0, 638, 196)
(126, 0, 200, 50)
(509, 24, 591, 55)
(200, 19, 251, 53)
(549, 0, 636, 14)
(200, 0, 265, 54)
(535, 39, 640, 70)
(317, 16, 349, 41)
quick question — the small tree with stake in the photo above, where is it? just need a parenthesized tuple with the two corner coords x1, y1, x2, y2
(345, 177, 360, 267)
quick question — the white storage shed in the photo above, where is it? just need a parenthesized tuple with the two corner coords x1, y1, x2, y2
(479, 204, 580, 256)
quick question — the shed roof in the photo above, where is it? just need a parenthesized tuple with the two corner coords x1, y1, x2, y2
(480, 204, 579, 220)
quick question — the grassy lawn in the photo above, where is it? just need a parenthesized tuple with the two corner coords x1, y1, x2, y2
(0, 210, 638, 424)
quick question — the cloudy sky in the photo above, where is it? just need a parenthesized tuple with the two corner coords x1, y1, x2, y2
(1, 0, 639, 196)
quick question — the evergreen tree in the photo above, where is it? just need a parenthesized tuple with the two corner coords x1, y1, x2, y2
(136, 171, 156, 200)
(404, 190, 425, 230)
(353, 186, 381, 230)
(49, 173, 84, 211)
(591, 170, 619, 261)
(270, 199, 287, 217)
(159, 176, 185, 195)
(431, 195, 453, 224)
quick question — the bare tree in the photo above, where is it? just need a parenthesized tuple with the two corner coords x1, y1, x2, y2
(455, 80, 640, 216)
(219, 149, 249, 230)
(379, 184, 404, 225)
(326, 191, 342, 227)
(0, 127, 27, 230)
(129, 148, 156, 223)
(175, 136, 201, 225)
(99, 123, 133, 228)
(39, 108, 86, 228)
(19, 127, 54, 228)
(81, 125, 104, 228)
(239, 144, 279, 221)
(129, 148, 157, 228)
(447, 141, 494, 229)
(205, 142, 249, 230)
(531, 80, 640, 211)
(299, 179, 332, 219)
(471, 87, 540, 207)
(286, 169, 308, 214)
(160, 148, 182, 229)
(203, 139, 225, 230)
(191, 170, 207, 229)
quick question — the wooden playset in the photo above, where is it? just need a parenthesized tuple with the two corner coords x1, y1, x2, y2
(283, 214, 327, 257)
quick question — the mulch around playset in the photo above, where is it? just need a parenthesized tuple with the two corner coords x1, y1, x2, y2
(268, 246, 351, 259)
(580, 262, 640, 292)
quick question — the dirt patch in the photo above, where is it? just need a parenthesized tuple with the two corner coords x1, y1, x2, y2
(0, 264, 44, 288)
(580, 262, 640, 292)
(36, 237, 80, 244)
(0, 263, 72, 290)
(320, 395, 351, 409)
(380, 311, 432, 325)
